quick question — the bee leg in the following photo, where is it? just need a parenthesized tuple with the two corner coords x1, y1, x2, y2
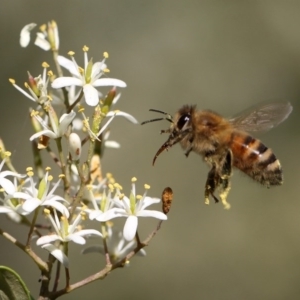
(184, 137, 194, 157)
(160, 129, 171, 134)
(184, 147, 193, 157)
(219, 150, 233, 210)
(204, 166, 220, 205)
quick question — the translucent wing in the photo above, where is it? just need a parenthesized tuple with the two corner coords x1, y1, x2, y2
(229, 102, 293, 132)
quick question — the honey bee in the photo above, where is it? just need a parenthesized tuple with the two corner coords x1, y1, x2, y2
(141, 102, 292, 209)
(161, 187, 173, 214)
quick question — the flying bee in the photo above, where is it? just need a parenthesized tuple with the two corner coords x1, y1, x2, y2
(161, 187, 173, 214)
(141, 102, 293, 209)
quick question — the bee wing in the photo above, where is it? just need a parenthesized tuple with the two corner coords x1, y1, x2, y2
(229, 102, 292, 132)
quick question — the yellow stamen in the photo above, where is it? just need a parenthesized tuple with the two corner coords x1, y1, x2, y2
(86, 184, 93, 191)
(27, 171, 34, 177)
(40, 24, 47, 32)
(78, 67, 84, 74)
(4, 151, 11, 157)
(44, 208, 51, 215)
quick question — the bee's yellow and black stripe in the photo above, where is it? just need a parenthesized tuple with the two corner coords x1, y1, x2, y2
(230, 132, 282, 186)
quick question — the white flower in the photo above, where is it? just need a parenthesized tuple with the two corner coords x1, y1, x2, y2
(98, 178, 167, 241)
(82, 227, 146, 263)
(30, 109, 76, 141)
(13, 170, 69, 217)
(82, 110, 138, 142)
(9, 64, 50, 104)
(20, 21, 59, 50)
(34, 21, 59, 51)
(0, 194, 29, 222)
(51, 48, 126, 106)
(0, 159, 25, 194)
(20, 23, 36, 47)
(84, 187, 114, 222)
(37, 209, 102, 268)
(98, 111, 138, 136)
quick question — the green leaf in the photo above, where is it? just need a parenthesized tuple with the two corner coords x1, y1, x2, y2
(0, 266, 33, 300)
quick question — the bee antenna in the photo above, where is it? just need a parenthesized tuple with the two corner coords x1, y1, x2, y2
(141, 118, 165, 125)
(141, 109, 174, 125)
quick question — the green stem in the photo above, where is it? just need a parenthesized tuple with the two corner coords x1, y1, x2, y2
(0, 227, 48, 272)
(51, 219, 165, 298)
(55, 138, 69, 192)
(67, 89, 84, 113)
(26, 207, 40, 246)
(101, 223, 111, 266)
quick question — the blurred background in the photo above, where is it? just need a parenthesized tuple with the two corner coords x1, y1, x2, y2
(0, 1, 300, 299)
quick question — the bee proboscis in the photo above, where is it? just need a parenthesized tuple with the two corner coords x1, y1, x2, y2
(141, 102, 293, 209)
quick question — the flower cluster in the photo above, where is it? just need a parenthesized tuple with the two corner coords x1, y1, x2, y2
(0, 20, 170, 299)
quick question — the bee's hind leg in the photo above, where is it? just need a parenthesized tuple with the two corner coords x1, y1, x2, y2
(204, 165, 220, 205)
(219, 150, 233, 210)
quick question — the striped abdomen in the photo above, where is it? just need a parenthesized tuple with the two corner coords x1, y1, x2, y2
(229, 131, 282, 186)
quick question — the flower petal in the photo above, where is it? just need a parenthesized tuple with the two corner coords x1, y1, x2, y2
(83, 84, 99, 106)
(0, 178, 16, 194)
(36, 234, 62, 245)
(29, 130, 57, 141)
(34, 32, 51, 51)
(106, 111, 138, 124)
(43, 200, 69, 218)
(137, 210, 167, 220)
(104, 141, 120, 148)
(57, 56, 81, 77)
(91, 62, 107, 79)
(97, 208, 128, 222)
(139, 197, 160, 210)
(41, 244, 69, 268)
(20, 23, 36, 47)
(67, 234, 86, 244)
(58, 111, 76, 136)
(0, 207, 14, 214)
(93, 78, 127, 88)
(74, 229, 102, 237)
(89, 210, 102, 220)
(52, 77, 83, 89)
(123, 215, 138, 241)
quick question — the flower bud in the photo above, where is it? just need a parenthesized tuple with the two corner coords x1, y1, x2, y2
(68, 133, 81, 161)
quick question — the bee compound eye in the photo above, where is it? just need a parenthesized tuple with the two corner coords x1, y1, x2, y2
(177, 114, 190, 130)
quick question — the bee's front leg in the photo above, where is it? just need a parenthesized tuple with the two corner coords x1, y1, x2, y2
(184, 146, 193, 157)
